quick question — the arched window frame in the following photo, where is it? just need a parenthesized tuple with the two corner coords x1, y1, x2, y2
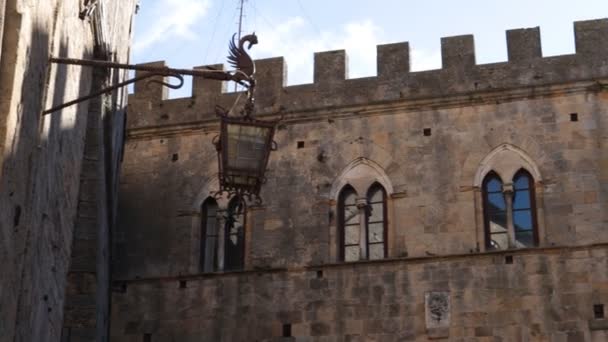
(193, 180, 249, 273)
(481, 168, 540, 250)
(366, 182, 388, 260)
(482, 172, 508, 250)
(512, 169, 539, 247)
(474, 144, 545, 251)
(331, 158, 395, 263)
(200, 197, 219, 272)
(338, 185, 359, 262)
(338, 183, 388, 262)
(223, 196, 246, 271)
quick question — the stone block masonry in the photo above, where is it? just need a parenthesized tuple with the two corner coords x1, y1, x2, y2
(111, 245, 608, 341)
(0, 1, 137, 342)
(115, 18, 608, 341)
(126, 18, 608, 132)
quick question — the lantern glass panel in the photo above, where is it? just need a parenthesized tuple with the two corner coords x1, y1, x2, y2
(224, 123, 272, 186)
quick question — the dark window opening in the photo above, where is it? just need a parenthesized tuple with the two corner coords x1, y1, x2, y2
(316, 270, 323, 278)
(201, 198, 219, 272)
(14, 205, 22, 227)
(423, 128, 432, 136)
(594, 304, 605, 319)
(172, 153, 179, 161)
(224, 197, 246, 271)
(570, 113, 578, 122)
(512, 169, 539, 247)
(338, 183, 388, 262)
(339, 185, 359, 262)
(366, 183, 388, 260)
(282, 324, 292, 337)
(505, 255, 513, 264)
(482, 169, 539, 251)
(179, 280, 187, 288)
(297, 141, 305, 148)
(482, 172, 508, 250)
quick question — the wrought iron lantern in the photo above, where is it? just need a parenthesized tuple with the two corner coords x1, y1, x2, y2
(211, 33, 279, 204)
(214, 105, 277, 202)
(43, 32, 277, 203)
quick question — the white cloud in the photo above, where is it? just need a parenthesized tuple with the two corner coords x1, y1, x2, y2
(133, 0, 210, 53)
(410, 48, 442, 72)
(252, 17, 441, 85)
(252, 17, 382, 84)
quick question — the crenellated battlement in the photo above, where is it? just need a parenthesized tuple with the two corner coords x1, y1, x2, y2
(127, 18, 608, 131)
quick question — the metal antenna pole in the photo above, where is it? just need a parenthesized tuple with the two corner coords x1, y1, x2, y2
(237, 0, 245, 42)
(235, 0, 246, 92)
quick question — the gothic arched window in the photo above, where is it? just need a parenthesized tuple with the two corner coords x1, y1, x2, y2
(482, 172, 508, 250)
(482, 169, 539, 250)
(224, 197, 246, 270)
(512, 169, 538, 247)
(200, 198, 219, 272)
(339, 183, 388, 262)
(366, 183, 387, 260)
(339, 185, 359, 262)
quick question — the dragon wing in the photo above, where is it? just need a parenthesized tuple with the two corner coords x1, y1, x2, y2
(227, 34, 255, 79)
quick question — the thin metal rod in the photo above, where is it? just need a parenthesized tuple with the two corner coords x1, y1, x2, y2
(49, 57, 228, 78)
(43, 72, 176, 115)
(43, 57, 248, 115)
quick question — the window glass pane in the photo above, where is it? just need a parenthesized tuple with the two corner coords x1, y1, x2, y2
(203, 236, 217, 272)
(344, 206, 359, 225)
(201, 199, 218, 272)
(228, 221, 243, 244)
(369, 244, 385, 260)
(368, 223, 384, 243)
(513, 210, 533, 231)
(206, 215, 218, 237)
(345, 246, 360, 262)
(487, 193, 506, 211)
(343, 190, 357, 205)
(368, 187, 384, 203)
(489, 232, 509, 250)
(225, 198, 245, 270)
(486, 177, 502, 192)
(515, 230, 535, 247)
(514, 174, 530, 190)
(368, 202, 384, 222)
(226, 124, 269, 172)
(488, 212, 507, 233)
(513, 190, 531, 210)
(345, 225, 360, 245)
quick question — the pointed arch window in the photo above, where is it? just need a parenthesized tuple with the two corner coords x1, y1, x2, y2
(200, 198, 219, 272)
(339, 183, 388, 262)
(482, 169, 538, 250)
(482, 173, 508, 250)
(512, 170, 538, 247)
(200, 196, 247, 272)
(339, 185, 359, 262)
(366, 183, 387, 260)
(224, 197, 246, 270)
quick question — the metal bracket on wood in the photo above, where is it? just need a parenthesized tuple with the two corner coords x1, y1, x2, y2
(43, 57, 247, 115)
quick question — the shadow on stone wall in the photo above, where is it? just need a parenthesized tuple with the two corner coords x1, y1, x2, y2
(1, 21, 98, 341)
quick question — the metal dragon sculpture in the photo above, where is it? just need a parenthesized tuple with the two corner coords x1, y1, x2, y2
(206, 33, 258, 116)
(228, 33, 258, 88)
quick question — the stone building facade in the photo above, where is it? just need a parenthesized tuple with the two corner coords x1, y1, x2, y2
(113, 19, 608, 341)
(0, 1, 137, 341)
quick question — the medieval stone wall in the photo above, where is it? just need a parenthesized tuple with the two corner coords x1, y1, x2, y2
(112, 245, 608, 341)
(113, 19, 608, 341)
(0, 1, 136, 341)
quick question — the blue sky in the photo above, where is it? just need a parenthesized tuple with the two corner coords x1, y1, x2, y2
(131, 0, 607, 98)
